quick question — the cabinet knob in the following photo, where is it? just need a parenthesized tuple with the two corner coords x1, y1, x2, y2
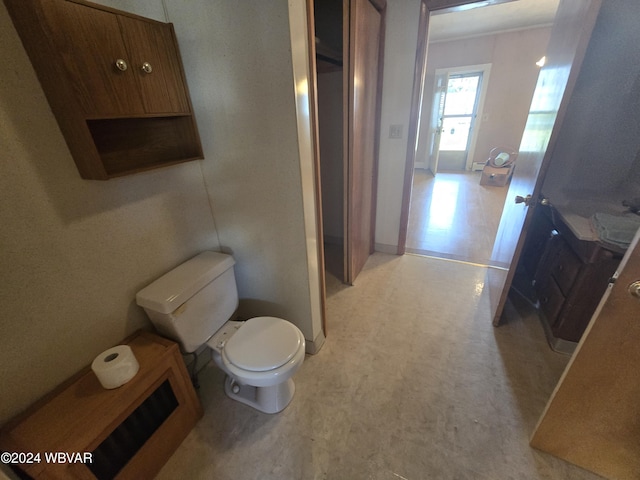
(629, 281, 640, 299)
(141, 62, 153, 74)
(115, 59, 128, 71)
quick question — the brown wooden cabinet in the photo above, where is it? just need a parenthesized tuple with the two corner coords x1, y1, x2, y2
(5, 0, 203, 179)
(0, 331, 203, 480)
(520, 205, 622, 343)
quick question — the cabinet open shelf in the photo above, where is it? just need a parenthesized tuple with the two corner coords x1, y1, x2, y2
(88, 116, 203, 177)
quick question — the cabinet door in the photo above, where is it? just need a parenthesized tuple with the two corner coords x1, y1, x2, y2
(43, 0, 145, 117)
(118, 17, 191, 114)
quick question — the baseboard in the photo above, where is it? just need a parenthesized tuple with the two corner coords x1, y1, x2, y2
(374, 243, 399, 254)
(305, 329, 325, 355)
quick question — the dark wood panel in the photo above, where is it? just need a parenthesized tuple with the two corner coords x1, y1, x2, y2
(43, 0, 146, 116)
(88, 116, 202, 177)
(118, 16, 190, 114)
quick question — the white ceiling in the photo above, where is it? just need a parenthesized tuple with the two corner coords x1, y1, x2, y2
(428, 0, 560, 43)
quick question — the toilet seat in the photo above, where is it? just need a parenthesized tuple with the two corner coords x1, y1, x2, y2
(224, 317, 302, 371)
(219, 317, 306, 388)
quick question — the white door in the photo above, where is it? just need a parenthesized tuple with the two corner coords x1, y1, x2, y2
(427, 72, 447, 175)
(429, 66, 489, 173)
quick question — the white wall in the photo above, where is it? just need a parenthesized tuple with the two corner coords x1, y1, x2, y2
(375, 0, 422, 251)
(0, 0, 323, 424)
(164, 0, 322, 344)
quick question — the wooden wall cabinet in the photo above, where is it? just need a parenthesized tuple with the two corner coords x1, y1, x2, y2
(0, 331, 203, 479)
(4, 0, 204, 180)
(522, 206, 622, 343)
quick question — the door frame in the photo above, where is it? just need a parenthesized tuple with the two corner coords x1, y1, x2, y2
(427, 63, 491, 173)
(398, 0, 496, 255)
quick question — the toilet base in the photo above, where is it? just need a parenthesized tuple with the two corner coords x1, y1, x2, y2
(224, 376, 296, 414)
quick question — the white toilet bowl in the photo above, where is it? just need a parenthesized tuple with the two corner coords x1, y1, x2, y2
(207, 316, 305, 413)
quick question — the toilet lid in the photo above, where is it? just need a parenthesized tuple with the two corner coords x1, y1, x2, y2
(224, 317, 302, 372)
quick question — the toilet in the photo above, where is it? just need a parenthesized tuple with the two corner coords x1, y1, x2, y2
(135, 251, 305, 414)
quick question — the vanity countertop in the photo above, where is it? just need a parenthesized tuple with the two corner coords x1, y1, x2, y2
(552, 198, 631, 252)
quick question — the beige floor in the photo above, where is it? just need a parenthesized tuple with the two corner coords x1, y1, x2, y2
(157, 253, 601, 480)
(407, 170, 509, 265)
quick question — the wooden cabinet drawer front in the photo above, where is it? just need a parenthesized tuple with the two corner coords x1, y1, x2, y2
(538, 278, 566, 326)
(553, 243, 582, 295)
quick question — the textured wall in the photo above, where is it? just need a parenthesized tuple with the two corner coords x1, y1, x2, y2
(0, 1, 219, 423)
(542, 0, 640, 205)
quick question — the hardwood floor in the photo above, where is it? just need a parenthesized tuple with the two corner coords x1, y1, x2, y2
(406, 169, 510, 265)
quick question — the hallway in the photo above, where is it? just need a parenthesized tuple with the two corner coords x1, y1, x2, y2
(407, 170, 509, 265)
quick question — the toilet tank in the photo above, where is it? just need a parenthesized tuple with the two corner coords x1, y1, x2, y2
(136, 252, 239, 353)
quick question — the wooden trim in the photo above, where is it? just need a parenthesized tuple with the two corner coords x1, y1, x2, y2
(397, 0, 430, 255)
(370, 0, 386, 256)
(369, 0, 386, 13)
(426, 0, 516, 14)
(342, 0, 350, 283)
(67, 0, 170, 25)
(305, 0, 328, 336)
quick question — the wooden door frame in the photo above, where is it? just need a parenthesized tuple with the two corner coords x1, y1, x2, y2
(305, 0, 327, 335)
(398, 0, 522, 255)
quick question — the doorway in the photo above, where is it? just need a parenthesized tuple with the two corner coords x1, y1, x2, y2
(403, 3, 555, 265)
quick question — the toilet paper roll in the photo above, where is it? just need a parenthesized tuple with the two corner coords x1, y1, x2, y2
(91, 345, 140, 389)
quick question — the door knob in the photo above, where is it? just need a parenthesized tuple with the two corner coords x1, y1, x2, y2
(629, 281, 640, 299)
(515, 194, 533, 206)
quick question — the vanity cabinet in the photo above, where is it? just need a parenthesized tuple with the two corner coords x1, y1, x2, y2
(523, 205, 622, 343)
(4, 0, 203, 179)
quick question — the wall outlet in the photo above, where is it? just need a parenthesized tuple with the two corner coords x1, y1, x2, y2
(389, 124, 403, 139)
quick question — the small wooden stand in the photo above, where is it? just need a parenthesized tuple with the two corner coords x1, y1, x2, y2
(0, 331, 203, 479)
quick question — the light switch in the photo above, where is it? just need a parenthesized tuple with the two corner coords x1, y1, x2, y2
(389, 124, 403, 139)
